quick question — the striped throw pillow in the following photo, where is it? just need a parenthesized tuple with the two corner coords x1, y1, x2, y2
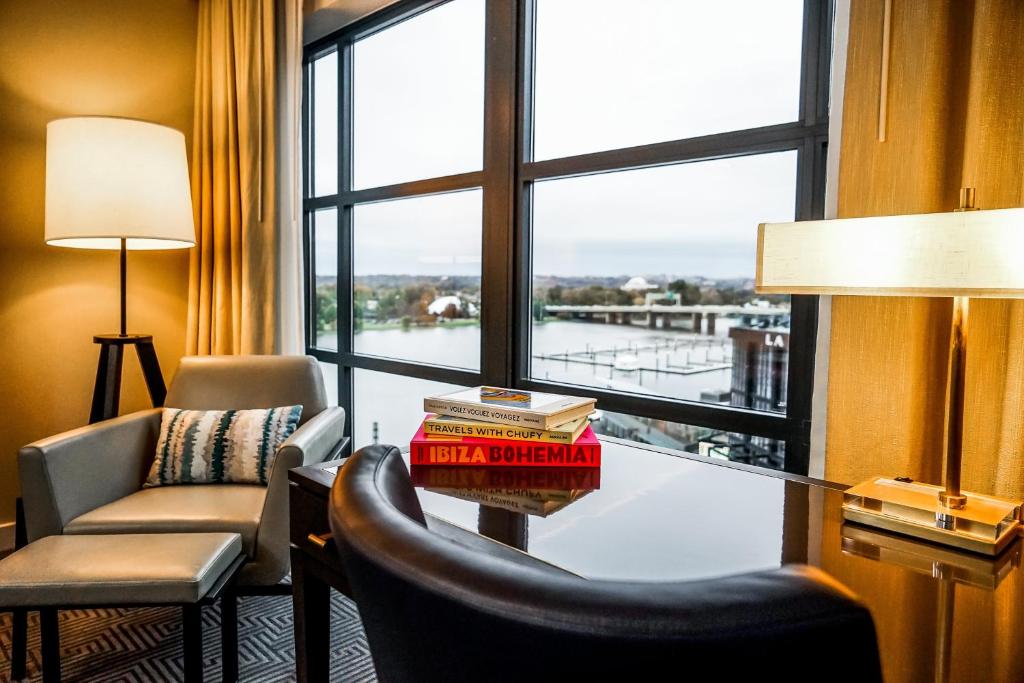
(146, 405, 303, 486)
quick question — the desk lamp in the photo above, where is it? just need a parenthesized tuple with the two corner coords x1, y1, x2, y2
(45, 117, 195, 422)
(757, 189, 1024, 555)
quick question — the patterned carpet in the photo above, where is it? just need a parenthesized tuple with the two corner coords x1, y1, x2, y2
(0, 592, 377, 682)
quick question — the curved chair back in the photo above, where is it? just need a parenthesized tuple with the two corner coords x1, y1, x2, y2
(166, 355, 327, 425)
(329, 445, 883, 683)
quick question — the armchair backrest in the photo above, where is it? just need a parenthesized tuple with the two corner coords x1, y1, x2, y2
(165, 355, 328, 426)
(330, 445, 883, 683)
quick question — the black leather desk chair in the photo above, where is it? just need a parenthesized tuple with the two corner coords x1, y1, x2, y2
(329, 444, 883, 682)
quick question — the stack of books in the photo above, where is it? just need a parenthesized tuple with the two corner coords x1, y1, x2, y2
(409, 387, 600, 517)
(410, 386, 600, 469)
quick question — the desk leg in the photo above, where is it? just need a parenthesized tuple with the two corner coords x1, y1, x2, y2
(478, 507, 528, 550)
(291, 548, 330, 683)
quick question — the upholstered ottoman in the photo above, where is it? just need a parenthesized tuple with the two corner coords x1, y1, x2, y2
(0, 532, 244, 683)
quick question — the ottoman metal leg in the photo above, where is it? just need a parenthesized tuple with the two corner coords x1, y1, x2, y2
(182, 604, 204, 683)
(11, 499, 28, 682)
(40, 608, 60, 683)
(221, 590, 239, 682)
(10, 608, 27, 681)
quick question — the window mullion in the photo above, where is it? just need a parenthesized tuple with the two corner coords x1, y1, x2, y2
(302, 0, 831, 471)
(338, 39, 354, 438)
(480, 0, 519, 388)
(511, 0, 537, 390)
(521, 122, 824, 182)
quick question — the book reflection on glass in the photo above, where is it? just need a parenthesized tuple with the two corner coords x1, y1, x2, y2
(410, 465, 601, 491)
(413, 466, 599, 518)
(425, 487, 592, 518)
(480, 387, 532, 407)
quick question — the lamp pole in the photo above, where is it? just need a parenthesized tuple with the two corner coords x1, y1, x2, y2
(938, 188, 977, 511)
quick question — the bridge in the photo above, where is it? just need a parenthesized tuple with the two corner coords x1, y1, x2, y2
(543, 303, 790, 334)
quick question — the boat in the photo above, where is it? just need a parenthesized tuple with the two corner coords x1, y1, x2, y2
(613, 354, 640, 371)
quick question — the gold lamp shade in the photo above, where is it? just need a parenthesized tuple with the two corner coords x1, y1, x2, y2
(756, 194, 1024, 555)
(45, 117, 195, 250)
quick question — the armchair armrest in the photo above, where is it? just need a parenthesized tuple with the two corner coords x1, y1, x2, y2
(18, 408, 162, 541)
(277, 406, 348, 469)
(247, 406, 346, 586)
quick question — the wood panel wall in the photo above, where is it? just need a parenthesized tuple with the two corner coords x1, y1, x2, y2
(0, 0, 197, 527)
(825, 0, 1024, 502)
(814, 5, 1024, 681)
(958, 1, 1024, 499)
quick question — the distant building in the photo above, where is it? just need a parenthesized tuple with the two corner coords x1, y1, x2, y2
(620, 276, 659, 292)
(729, 326, 788, 412)
(427, 295, 477, 317)
(724, 325, 789, 468)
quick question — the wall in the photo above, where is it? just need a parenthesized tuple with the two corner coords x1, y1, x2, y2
(825, 0, 1024, 498)
(0, 0, 198, 529)
(303, 0, 398, 44)
(816, 10, 1024, 680)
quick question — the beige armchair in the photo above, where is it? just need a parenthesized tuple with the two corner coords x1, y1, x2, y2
(18, 355, 346, 589)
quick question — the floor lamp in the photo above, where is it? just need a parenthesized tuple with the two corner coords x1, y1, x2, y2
(757, 190, 1024, 555)
(6, 117, 198, 682)
(45, 117, 195, 423)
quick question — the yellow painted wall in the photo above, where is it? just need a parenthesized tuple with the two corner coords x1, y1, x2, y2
(0, 0, 198, 525)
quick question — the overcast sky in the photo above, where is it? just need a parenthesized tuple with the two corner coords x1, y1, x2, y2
(314, 0, 804, 281)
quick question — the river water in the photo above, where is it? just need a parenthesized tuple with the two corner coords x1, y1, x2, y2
(320, 318, 763, 449)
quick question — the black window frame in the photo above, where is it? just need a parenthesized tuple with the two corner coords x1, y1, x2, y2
(302, 0, 833, 476)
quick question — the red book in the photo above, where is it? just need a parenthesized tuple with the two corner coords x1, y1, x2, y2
(409, 465, 601, 491)
(410, 423, 601, 468)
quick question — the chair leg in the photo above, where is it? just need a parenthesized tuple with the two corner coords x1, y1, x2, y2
(182, 604, 204, 683)
(221, 591, 239, 682)
(10, 608, 28, 681)
(40, 608, 60, 683)
(11, 499, 28, 681)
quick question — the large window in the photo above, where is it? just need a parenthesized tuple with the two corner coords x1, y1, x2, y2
(304, 0, 832, 474)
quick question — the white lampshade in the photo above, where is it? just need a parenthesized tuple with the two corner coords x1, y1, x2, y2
(45, 117, 195, 250)
(756, 208, 1024, 298)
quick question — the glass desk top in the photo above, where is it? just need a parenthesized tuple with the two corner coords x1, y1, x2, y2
(393, 436, 1024, 683)
(406, 438, 811, 582)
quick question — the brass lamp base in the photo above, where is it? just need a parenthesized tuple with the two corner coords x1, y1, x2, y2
(842, 477, 1021, 556)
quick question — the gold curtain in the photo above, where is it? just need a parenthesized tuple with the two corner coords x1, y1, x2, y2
(826, 0, 1024, 501)
(187, 0, 278, 355)
(822, 9, 968, 680)
(821, 11, 1024, 681)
